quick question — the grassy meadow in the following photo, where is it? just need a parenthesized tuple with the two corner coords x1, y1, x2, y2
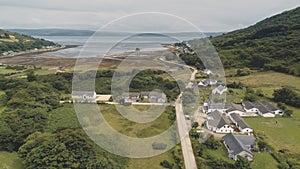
(227, 71, 300, 95)
(45, 103, 184, 169)
(0, 151, 23, 169)
(244, 111, 300, 154)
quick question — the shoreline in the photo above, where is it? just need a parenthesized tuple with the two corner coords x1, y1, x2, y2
(0, 45, 79, 59)
(0, 46, 172, 69)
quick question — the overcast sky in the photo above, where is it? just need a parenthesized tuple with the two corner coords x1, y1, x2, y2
(0, 0, 299, 32)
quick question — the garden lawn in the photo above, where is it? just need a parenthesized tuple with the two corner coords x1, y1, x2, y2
(251, 152, 278, 169)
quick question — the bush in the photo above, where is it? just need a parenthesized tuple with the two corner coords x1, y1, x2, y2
(204, 136, 220, 150)
(160, 160, 173, 169)
(273, 87, 300, 108)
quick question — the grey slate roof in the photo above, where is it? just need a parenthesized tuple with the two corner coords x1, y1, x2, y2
(260, 101, 279, 111)
(230, 113, 251, 129)
(222, 133, 255, 156)
(243, 101, 279, 114)
(207, 110, 231, 128)
(226, 103, 245, 113)
(236, 135, 255, 147)
(242, 101, 256, 110)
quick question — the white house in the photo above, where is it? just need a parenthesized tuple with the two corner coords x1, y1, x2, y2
(198, 79, 218, 87)
(140, 91, 167, 103)
(226, 103, 247, 116)
(212, 85, 228, 95)
(206, 110, 234, 133)
(260, 101, 283, 115)
(72, 91, 97, 102)
(122, 92, 140, 102)
(242, 101, 260, 113)
(230, 113, 253, 134)
(242, 101, 282, 117)
(222, 133, 255, 161)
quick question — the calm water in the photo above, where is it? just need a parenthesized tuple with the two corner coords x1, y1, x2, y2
(34, 34, 202, 57)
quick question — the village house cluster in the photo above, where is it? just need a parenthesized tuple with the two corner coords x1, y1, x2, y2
(71, 90, 167, 104)
(202, 100, 283, 161)
(203, 100, 283, 134)
(121, 91, 167, 103)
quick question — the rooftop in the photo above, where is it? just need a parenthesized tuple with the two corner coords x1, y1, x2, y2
(230, 113, 251, 129)
(222, 133, 255, 156)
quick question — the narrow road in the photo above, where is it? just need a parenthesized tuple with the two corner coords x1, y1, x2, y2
(159, 57, 198, 169)
(175, 96, 197, 169)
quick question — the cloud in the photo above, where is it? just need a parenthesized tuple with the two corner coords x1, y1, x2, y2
(0, 0, 299, 31)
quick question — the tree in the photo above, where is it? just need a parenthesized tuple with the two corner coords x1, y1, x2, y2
(234, 156, 251, 169)
(244, 93, 256, 102)
(19, 130, 123, 169)
(283, 109, 293, 118)
(190, 129, 200, 139)
(258, 141, 271, 151)
(256, 89, 264, 97)
(273, 87, 300, 108)
(160, 160, 173, 169)
(192, 122, 199, 129)
(26, 71, 37, 82)
(204, 136, 220, 150)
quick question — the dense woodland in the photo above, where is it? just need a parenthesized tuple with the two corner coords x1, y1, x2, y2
(212, 7, 300, 76)
(179, 7, 300, 76)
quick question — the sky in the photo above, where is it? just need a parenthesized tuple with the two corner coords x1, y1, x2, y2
(0, 0, 299, 32)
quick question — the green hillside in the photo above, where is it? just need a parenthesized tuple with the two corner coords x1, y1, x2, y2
(211, 7, 300, 76)
(0, 29, 57, 54)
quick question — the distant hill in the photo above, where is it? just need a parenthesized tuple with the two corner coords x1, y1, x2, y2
(210, 7, 300, 76)
(0, 29, 57, 54)
(7, 29, 224, 38)
(8, 29, 95, 36)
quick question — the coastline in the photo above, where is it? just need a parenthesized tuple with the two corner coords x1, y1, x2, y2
(0, 45, 79, 59)
(0, 45, 171, 69)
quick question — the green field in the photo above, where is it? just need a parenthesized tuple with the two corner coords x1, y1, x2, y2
(45, 104, 81, 132)
(0, 151, 23, 169)
(126, 145, 183, 169)
(100, 104, 175, 138)
(227, 71, 300, 94)
(226, 88, 245, 103)
(100, 104, 183, 169)
(244, 110, 300, 154)
(0, 66, 23, 75)
(45, 103, 183, 169)
(34, 66, 57, 75)
(251, 152, 278, 169)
